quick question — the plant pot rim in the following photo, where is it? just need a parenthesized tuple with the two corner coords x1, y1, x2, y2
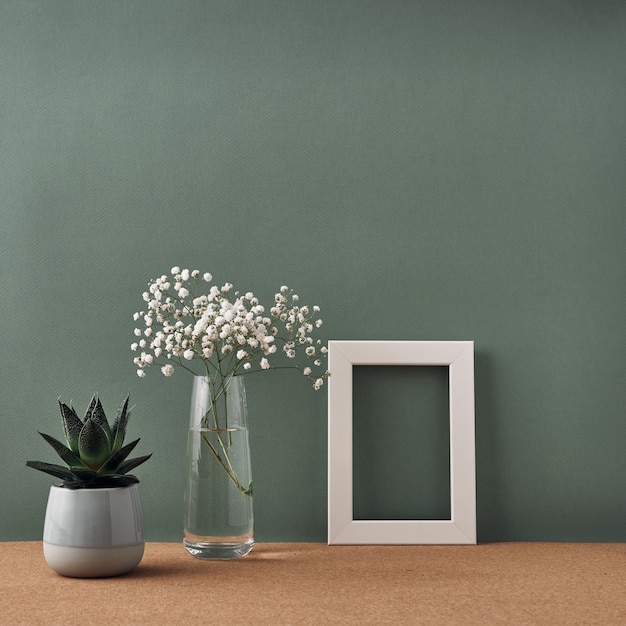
(50, 483, 140, 492)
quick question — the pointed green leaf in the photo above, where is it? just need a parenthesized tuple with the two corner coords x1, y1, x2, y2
(83, 394, 98, 420)
(116, 454, 152, 475)
(86, 395, 112, 444)
(38, 431, 86, 468)
(99, 438, 139, 474)
(114, 474, 140, 486)
(94, 474, 140, 487)
(78, 419, 111, 470)
(26, 461, 76, 481)
(58, 401, 83, 453)
(68, 467, 99, 481)
(111, 396, 130, 454)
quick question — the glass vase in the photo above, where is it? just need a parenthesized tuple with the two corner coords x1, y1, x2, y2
(184, 374, 254, 559)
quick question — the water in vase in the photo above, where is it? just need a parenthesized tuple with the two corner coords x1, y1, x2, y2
(184, 426, 253, 559)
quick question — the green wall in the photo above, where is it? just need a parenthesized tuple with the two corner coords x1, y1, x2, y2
(1, 0, 625, 543)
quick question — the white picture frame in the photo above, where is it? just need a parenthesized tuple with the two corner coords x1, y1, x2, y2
(328, 340, 476, 545)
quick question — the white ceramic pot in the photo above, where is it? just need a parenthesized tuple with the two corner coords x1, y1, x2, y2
(43, 484, 144, 578)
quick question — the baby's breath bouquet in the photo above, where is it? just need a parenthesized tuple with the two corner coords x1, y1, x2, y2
(131, 266, 329, 388)
(131, 267, 328, 535)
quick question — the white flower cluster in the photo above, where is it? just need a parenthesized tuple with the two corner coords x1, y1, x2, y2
(132, 267, 329, 390)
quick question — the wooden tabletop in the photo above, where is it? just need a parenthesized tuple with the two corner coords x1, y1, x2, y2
(2, 541, 626, 624)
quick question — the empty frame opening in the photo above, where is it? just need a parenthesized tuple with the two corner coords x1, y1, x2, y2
(352, 365, 451, 521)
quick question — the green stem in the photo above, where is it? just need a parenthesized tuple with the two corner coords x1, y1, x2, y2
(200, 431, 250, 495)
(199, 366, 251, 497)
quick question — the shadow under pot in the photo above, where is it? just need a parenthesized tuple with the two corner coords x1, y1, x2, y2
(43, 484, 144, 578)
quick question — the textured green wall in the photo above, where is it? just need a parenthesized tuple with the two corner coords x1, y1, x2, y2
(1, 1, 625, 543)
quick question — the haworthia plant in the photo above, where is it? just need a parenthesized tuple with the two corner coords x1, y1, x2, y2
(27, 394, 151, 489)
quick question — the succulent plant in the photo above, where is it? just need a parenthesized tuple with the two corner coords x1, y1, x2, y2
(27, 394, 151, 489)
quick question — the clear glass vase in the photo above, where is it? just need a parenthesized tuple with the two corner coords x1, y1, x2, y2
(184, 374, 254, 559)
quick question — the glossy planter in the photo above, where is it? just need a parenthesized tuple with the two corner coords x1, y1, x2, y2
(43, 484, 144, 578)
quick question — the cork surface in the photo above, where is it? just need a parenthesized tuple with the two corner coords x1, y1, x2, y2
(2, 541, 626, 624)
